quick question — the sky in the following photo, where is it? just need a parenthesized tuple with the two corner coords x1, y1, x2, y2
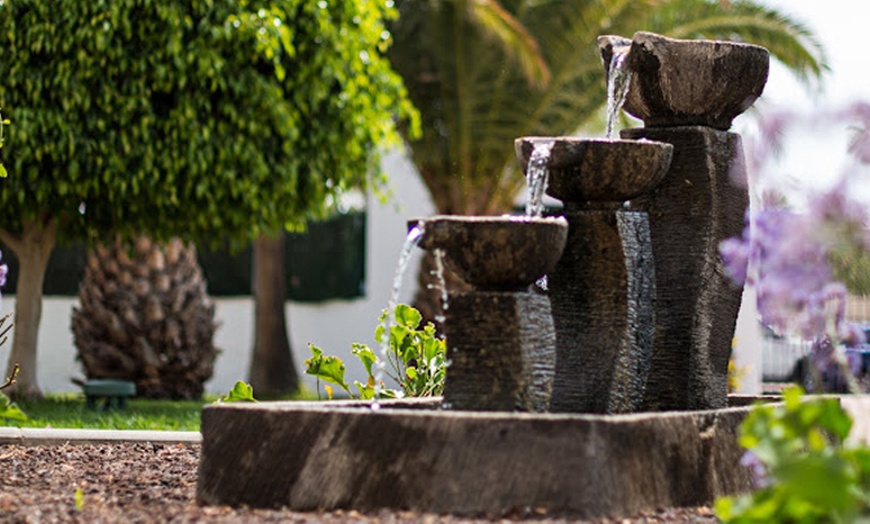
(745, 0, 870, 196)
(761, 0, 866, 108)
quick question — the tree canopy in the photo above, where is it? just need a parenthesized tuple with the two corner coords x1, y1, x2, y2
(1, 0, 417, 242)
(0, 0, 418, 397)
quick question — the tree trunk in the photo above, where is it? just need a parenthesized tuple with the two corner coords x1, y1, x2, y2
(2, 218, 57, 400)
(248, 234, 299, 398)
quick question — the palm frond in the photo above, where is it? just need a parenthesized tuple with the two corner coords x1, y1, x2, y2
(467, 0, 551, 87)
(645, 0, 828, 84)
(389, 0, 830, 214)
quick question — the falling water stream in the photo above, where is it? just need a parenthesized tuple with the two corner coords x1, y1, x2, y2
(605, 48, 632, 139)
(432, 248, 449, 325)
(372, 224, 425, 410)
(525, 140, 556, 218)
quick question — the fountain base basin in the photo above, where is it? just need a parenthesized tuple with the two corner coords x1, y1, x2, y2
(197, 397, 766, 518)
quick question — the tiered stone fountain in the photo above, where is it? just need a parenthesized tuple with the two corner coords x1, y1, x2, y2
(197, 32, 770, 518)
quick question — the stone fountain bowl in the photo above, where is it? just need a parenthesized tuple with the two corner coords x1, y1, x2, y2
(514, 137, 673, 203)
(598, 31, 770, 130)
(410, 215, 568, 292)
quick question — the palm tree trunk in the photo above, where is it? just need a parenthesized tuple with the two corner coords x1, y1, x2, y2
(248, 234, 299, 397)
(1, 218, 56, 400)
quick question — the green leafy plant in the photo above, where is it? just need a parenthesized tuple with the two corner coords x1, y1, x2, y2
(0, 363, 27, 422)
(0, 109, 8, 179)
(214, 381, 257, 403)
(306, 304, 447, 400)
(74, 487, 84, 512)
(716, 386, 870, 522)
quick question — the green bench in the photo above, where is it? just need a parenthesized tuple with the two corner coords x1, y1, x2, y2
(82, 379, 137, 411)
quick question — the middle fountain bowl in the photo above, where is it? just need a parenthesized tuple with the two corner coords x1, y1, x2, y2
(514, 137, 673, 204)
(409, 215, 568, 292)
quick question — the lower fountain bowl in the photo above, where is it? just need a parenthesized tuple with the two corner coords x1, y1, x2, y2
(410, 215, 568, 292)
(515, 137, 673, 204)
(197, 396, 776, 517)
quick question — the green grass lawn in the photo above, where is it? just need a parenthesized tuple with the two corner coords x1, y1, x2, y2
(2, 387, 320, 432)
(9, 394, 206, 431)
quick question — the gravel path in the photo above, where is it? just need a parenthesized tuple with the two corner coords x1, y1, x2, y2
(0, 443, 718, 523)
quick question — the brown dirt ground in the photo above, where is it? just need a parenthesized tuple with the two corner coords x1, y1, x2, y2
(0, 443, 718, 523)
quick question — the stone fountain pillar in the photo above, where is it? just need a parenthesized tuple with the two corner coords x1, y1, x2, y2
(600, 31, 770, 410)
(413, 216, 568, 412)
(516, 138, 672, 413)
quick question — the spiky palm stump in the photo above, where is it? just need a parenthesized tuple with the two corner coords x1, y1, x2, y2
(72, 237, 218, 399)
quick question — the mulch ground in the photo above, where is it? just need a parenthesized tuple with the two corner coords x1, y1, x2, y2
(0, 442, 717, 523)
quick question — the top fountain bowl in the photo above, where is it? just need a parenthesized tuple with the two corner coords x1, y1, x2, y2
(598, 31, 770, 130)
(409, 215, 568, 292)
(515, 137, 673, 203)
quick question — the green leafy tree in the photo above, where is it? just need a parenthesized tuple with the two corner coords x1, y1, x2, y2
(387, 0, 827, 318)
(0, 0, 417, 398)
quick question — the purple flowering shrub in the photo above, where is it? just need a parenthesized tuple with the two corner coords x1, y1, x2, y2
(717, 103, 870, 521)
(721, 102, 870, 393)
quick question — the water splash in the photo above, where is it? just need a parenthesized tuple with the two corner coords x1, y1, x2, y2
(432, 248, 449, 325)
(605, 48, 632, 139)
(372, 224, 425, 410)
(525, 140, 555, 217)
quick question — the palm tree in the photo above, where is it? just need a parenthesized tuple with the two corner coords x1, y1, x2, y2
(388, 0, 826, 317)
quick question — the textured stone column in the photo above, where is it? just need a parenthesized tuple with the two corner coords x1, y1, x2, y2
(442, 291, 555, 412)
(622, 126, 748, 410)
(549, 207, 655, 414)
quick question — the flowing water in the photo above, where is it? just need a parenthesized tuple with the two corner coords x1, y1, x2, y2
(525, 140, 556, 217)
(432, 248, 449, 326)
(605, 48, 632, 139)
(372, 224, 425, 409)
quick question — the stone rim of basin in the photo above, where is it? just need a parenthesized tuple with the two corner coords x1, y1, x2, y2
(409, 215, 568, 292)
(598, 31, 770, 130)
(514, 136, 673, 204)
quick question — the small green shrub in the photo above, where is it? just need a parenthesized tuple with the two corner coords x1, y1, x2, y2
(0, 362, 26, 422)
(214, 381, 257, 403)
(716, 386, 870, 522)
(306, 304, 446, 399)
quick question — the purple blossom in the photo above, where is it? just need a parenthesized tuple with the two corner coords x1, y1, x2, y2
(739, 450, 771, 488)
(840, 322, 867, 348)
(727, 101, 870, 392)
(0, 250, 6, 291)
(722, 208, 843, 339)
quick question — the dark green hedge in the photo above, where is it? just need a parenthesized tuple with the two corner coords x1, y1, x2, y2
(0, 212, 365, 302)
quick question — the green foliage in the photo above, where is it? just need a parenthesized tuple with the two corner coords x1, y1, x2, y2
(9, 394, 204, 431)
(0, 392, 27, 422)
(716, 386, 870, 523)
(74, 487, 84, 512)
(0, 109, 8, 179)
(0, 363, 26, 421)
(214, 381, 257, 403)
(389, 0, 827, 215)
(306, 304, 447, 399)
(0, 0, 418, 243)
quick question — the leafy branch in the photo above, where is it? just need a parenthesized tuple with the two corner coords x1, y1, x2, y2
(305, 304, 447, 400)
